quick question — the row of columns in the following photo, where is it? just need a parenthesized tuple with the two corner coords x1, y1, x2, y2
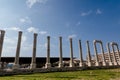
(0, 30, 120, 69)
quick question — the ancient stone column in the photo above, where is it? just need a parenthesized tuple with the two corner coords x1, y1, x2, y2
(111, 42, 118, 66)
(30, 33, 38, 69)
(79, 40, 84, 67)
(100, 42, 106, 66)
(45, 36, 51, 68)
(93, 40, 107, 66)
(86, 41, 92, 67)
(106, 43, 113, 66)
(0, 30, 5, 68)
(13, 31, 22, 69)
(0, 30, 5, 62)
(59, 36, 63, 68)
(69, 38, 74, 67)
(93, 40, 100, 66)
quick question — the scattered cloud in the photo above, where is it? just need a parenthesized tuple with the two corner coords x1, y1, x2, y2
(4, 37, 17, 44)
(96, 9, 102, 14)
(39, 31, 47, 35)
(20, 16, 32, 23)
(4, 27, 21, 31)
(22, 35, 27, 43)
(81, 10, 92, 16)
(27, 27, 39, 33)
(68, 34, 77, 39)
(76, 21, 81, 26)
(26, 0, 48, 8)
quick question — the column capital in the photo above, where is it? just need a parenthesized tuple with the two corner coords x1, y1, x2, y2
(34, 33, 38, 36)
(47, 36, 50, 39)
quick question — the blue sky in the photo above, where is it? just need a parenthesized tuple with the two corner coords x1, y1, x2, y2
(0, 0, 120, 59)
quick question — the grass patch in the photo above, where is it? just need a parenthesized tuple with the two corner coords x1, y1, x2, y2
(0, 68, 120, 80)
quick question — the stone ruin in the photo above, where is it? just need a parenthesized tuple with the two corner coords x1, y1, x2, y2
(0, 30, 120, 75)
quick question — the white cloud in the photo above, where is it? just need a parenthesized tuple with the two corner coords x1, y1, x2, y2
(26, 0, 48, 8)
(76, 22, 81, 26)
(68, 34, 77, 39)
(81, 10, 92, 16)
(96, 9, 102, 14)
(4, 27, 21, 31)
(22, 35, 27, 43)
(39, 31, 47, 35)
(20, 16, 32, 23)
(27, 27, 39, 33)
(4, 37, 17, 44)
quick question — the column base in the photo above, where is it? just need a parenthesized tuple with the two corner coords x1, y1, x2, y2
(69, 62, 74, 67)
(30, 63, 36, 69)
(88, 62, 92, 67)
(109, 62, 113, 66)
(12, 64, 20, 70)
(113, 61, 118, 66)
(79, 62, 84, 67)
(102, 61, 107, 66)
(45, 63, 51, 68)
(118, 61, 120, 65)
(58, 63, 63, 68)
(95, 62, 100, 66)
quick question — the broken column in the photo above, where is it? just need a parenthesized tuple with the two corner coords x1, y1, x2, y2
(69, 38, 74, 67)
(86, 41, 92, 67)
(79, 40, 84, 67)
(13, 31, 22, 69)
(30, 33, 38, 69)
(59, 36, 63, 68)
(45, 36, 51, 68)
(106, 43, 113, 66)
(0, 30, 5, 68)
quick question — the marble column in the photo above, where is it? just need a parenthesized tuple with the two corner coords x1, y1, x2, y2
(93, 40, 100, 66)
(13, 31, 22, 69)
(30, 33, 38, 69)
(45, 36, 51, 68)
(0, 30, 5, 68)
(106, 43, 113, 66)
(69, 38, 74, 67)
(79, 40, 84, 67)
(100, 41, 106, 66)
(86, 41, 92, 67)
(0, 30, 5, 62)
(111, 42, 118, 65)
(59, 36, 63, 68)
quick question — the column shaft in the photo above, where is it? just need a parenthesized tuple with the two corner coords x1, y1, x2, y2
(30, 33, 37, 69)
(45, 36, 51, 68)
(93, 41, 99, 66)
(69, 38, 74, 67)
(111, 44, 118, 65)
(79, 40, 84, 67)
(86, 41, 92, 67)
(13, 31, 22, 69)
(106, 43, 113, 66)
(0, 30, 5, 62)
(59, 37, 63, 67)
(100, 42, 106, 66)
